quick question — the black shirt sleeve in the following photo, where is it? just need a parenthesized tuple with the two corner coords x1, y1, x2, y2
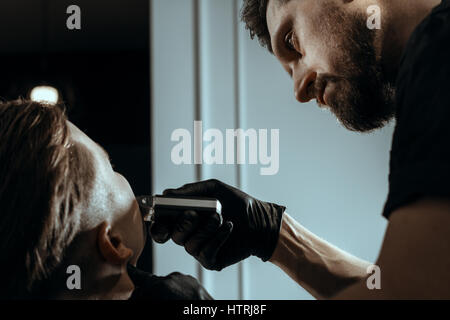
(383, 1, 450, 218)
(127, 265, 213, 300)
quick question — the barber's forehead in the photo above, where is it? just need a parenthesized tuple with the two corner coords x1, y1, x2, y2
(266, 0, 292, 38)
(267, 0, 293, 23)
(269, 0, 293, 11)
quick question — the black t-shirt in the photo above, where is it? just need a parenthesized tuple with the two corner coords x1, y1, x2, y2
(383, 0, 450, 218)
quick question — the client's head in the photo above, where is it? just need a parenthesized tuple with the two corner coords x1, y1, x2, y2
(0, 100, 146, 299)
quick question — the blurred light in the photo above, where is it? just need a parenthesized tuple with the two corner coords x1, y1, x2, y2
(30, 86, 59, 104)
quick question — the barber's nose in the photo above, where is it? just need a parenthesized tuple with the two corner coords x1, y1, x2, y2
(294, 70, 317, 103)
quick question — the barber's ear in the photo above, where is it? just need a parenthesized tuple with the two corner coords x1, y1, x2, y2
(97, 222, 134, 265)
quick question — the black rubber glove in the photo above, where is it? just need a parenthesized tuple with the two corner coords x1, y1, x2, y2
(128, 265, 213, 300)
(150, 179, 285, 271)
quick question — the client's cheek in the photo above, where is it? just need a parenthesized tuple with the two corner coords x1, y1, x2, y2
(135, 209, 147, 258)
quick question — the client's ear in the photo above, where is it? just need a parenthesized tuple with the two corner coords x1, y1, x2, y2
(97, 222, 134, 265)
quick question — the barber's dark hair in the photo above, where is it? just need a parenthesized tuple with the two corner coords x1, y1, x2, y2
(241, 0, 274, 52)
(0, 99, 94, 299)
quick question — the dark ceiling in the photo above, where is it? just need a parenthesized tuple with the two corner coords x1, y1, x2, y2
(0, 0, 149, 53)
(0, 0, 150, 146)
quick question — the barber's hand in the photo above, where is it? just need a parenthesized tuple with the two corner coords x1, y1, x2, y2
(150, 179, 285, 271)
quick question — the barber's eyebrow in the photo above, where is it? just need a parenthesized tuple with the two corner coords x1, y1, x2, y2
(272, 19, 289, 56)
(270, 0, 294, 55)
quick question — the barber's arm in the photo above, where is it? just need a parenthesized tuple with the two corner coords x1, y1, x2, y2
(269, 212, 371, 299)
(332, 197, 450, 299)
(150, 179, 372, 299)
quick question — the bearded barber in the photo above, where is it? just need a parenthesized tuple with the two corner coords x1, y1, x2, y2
(151, 0, 450, 299)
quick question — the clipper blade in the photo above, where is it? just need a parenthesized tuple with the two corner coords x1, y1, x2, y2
(136, 195, 155, 222)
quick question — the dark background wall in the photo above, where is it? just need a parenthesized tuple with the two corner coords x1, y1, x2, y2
(0, 0, 153, 272)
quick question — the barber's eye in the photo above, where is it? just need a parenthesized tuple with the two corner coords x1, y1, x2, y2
(285, 31, 296, 51)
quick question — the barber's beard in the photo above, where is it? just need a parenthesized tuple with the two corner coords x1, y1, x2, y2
(314, 4, 396, 132)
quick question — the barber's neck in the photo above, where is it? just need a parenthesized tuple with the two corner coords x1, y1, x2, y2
(378, 0, 441, 80)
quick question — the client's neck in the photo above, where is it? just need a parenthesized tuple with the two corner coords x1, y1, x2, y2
(53, 263, 135, 300)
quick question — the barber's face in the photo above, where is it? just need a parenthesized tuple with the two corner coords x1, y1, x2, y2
(68, 122, 146, 266)
(266, 0, 395, 132)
